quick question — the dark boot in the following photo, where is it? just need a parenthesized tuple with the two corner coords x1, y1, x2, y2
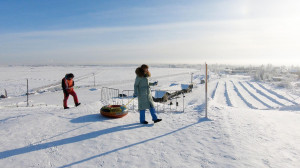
(75, 103, 81, 107)
(64, 107, 70, 109)
(154, 119, 162, 123)
(141, 121, 148, 124)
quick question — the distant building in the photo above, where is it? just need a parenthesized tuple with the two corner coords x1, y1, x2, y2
(224, 68, 232, 74)
(272, 77, 284, 82)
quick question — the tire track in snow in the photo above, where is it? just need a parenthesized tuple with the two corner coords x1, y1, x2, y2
(238, 82, 273, 109)
(255, 82, 298, 105)
(230, 81, 257, 109)
(213, 81, 232, 107)
(211, 82, 219, 99)
(225, 81, 248, 109)
(250, 82, 293, 106)
(246, 82, 285, 107)
(224, 82, 233, 107)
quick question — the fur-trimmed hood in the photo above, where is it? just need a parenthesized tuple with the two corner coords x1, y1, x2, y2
(135, 67, 151, 77)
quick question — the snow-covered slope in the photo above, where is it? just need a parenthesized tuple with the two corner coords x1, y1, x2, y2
(0, 66, 299, 168)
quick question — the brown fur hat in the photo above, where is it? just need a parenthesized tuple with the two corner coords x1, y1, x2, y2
(135, 65, 151, 77)
(135, 67, 144, 77)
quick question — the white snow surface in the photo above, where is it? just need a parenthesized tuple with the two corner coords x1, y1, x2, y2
(0, 66, 300, 168)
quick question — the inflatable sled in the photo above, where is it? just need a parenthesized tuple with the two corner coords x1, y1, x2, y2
(100, 105, 128, 118)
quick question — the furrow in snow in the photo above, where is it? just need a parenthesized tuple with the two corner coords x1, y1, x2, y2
(211, 82, 219, 100)
(238, 82, 275, 109)
(224, 82, 233, 107)
(225, 81, 249, 109)
(213, 81, 228, 107)
(246, 82, 286, 107)
(230, 81, 258, 109)
(255, 82, 298, 106)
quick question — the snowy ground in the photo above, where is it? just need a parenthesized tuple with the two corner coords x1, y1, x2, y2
(0, 66, 299, 168)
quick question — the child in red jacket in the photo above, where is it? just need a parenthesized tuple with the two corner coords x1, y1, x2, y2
(62, 73, 80, 109)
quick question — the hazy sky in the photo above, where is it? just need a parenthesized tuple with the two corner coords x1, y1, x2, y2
(0, 0, 300, 65)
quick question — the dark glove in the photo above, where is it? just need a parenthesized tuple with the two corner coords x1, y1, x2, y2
(63, 89, 68, 95)
(133, 94, 138, 98)
(153, 81, 158, 86)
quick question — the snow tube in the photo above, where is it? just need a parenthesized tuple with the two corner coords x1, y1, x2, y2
(100, 105, 128, 118)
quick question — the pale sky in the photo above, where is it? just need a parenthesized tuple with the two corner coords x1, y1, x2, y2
(0, 0, 300, 65)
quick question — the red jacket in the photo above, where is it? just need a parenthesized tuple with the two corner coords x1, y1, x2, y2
(62, 78, 74, 92)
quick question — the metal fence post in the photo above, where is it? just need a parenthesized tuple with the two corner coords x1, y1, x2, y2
(27, 79, 29, 107)
(101, 87, 103, 100)
(182, 92, 185, 112)
(133, 95, 135, 111)
(205, 63, 208, 118)
(122, 90, 125, 105)
(127, 90, 130, 105)
(93, 73, 95, 87)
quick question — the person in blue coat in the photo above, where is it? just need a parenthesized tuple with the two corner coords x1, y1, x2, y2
(134, 64, 162, 124)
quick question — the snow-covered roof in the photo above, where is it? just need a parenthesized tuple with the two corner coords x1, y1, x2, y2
(154, 91, 167, 98)
(181, 84, 190, 90)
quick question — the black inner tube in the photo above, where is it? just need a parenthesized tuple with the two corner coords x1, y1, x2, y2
(102, 109, 110, 112)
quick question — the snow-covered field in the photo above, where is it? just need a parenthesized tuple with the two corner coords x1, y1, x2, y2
(0, 66, 299, 168)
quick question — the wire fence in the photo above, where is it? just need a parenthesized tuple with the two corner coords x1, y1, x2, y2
(98, 87, 191, 113)
(1, 69, 203, 110)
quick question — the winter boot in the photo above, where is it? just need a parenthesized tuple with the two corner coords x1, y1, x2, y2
(153, 119, 162, 123)
(75, 103, 81, 107)
(141, 121, 148, 124)
(64, 107, 70, 109)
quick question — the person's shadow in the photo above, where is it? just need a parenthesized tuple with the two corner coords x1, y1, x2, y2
(70, 114, 110, 123)
(59, 117, 211, 168)
(0, 122, 148, 160)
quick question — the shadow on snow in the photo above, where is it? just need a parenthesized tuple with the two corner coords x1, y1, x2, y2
(70, 114, 111, 123)
(0, 116, 211, 168)
(0, 123, 148, 160)
(59, 117, 211, 168)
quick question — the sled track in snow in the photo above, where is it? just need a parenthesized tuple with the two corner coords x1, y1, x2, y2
(230, 81, 257, 109)
(255, 82, 298, 105)
(212, 81, 232, 107)
(238, 82, 272, 109)
(246, 82, 285, 107)
(211, 82, 219, 99)
(224, 82, 233, 107)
